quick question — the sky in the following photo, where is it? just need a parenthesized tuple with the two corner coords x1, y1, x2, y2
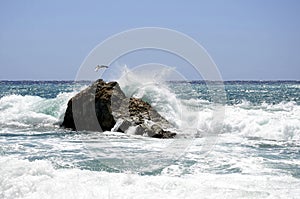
(0, 0, 300, 80)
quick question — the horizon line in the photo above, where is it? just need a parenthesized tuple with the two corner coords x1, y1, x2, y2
(0, 79, 299, 82)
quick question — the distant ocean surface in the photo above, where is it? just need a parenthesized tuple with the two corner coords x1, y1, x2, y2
(0, 80, 300, 199)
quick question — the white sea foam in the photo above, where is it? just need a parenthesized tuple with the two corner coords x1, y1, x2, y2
(117, 65, 214, 132)
(0, 91, 77, 130)
(222, 101, 300, 140)
(0, 157, 299, 199)
(1, 91, 299, 141)
(167, 97, 300, 140)
(0, 78, 299, 141)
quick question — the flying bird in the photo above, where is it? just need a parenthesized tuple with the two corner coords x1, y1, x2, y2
(95, 65, 109, 72)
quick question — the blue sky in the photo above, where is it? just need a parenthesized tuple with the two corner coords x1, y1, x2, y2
(0, 0, 299, 80)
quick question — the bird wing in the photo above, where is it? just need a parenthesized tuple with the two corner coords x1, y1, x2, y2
(95, 65, 108, 72)
(95, 65, 100, 71)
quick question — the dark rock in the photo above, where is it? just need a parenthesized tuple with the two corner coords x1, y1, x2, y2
(113, 119, 132, 133)
(61, 80, 118, 131)
(61, 79, 176, 138)
(135, 125, 148, 136)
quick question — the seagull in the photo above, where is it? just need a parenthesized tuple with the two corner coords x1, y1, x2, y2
(95, 65, 109, 72)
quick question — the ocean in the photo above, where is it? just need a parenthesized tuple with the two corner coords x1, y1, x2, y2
(0, 80, 299, 199)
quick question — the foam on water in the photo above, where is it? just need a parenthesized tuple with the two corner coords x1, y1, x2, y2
(0, 85, 299, 141)
(222, 101, 300, 140)
(0, 157, 299, 199)
(0, 80, 299, 198)
(121, 76, 300, 140)
(0, 91, 78, 131)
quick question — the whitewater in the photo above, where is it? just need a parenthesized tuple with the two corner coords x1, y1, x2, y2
(0, 80, 300, 199)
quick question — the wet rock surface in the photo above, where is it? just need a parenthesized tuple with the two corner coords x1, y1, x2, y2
(61, 79, 176, 138)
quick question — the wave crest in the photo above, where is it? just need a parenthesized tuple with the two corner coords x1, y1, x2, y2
(0, 92, 76, 129)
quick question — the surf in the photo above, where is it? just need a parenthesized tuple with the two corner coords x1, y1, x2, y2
(0, 92, 75, 130)
(0, 78, 299, 140)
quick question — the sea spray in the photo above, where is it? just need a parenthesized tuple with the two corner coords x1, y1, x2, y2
(117, 64, 206, 133)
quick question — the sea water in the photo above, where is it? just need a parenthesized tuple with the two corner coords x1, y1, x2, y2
(0, 80, 299, 199)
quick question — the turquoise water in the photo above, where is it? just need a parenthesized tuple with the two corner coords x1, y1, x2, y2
(0, 81, 299, 198)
